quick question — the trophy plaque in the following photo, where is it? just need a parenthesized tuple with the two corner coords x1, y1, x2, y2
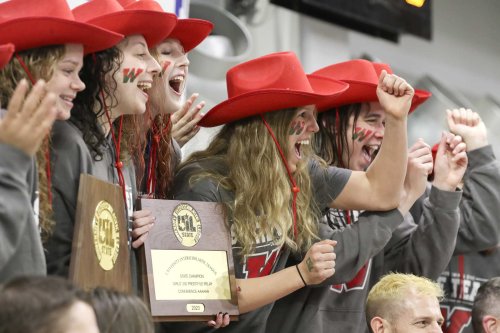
(69, 174, 132, 293)
(138, 199, 239, 321)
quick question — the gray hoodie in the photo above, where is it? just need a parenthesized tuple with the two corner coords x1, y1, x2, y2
(266, 184, 462, 333)
(0, 143, 46, 282)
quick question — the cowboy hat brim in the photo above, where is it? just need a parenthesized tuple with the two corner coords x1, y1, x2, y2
(167, 19, 213, 53)
(199, 75, 349, 127)
(0, 17, 123, 54)
(316, 80, 431, 114)
(88, 10, 177, 48)
(0, 43, 14, 69)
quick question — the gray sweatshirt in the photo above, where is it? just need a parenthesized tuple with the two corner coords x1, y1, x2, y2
(436, 145, 500, 333)
(266, 185, 462, 333)
(0, 143, 46, 282)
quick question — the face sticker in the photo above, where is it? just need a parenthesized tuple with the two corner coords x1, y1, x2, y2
(352, 126, 373, 142)
(122, 67, 144, 83)
(159, 60, 171, 77)
(289, 120, 305, 136)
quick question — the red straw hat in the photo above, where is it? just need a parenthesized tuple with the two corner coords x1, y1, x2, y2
(0, 0, 123, 54)
(0, 43, 14, 70)
(73, 0, 177, 48)
(312, 59, 431, 113)
(119, 0, 213, 52)
(199, 52, 349, 127)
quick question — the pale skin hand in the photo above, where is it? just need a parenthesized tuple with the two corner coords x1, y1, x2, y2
(399, 139, 434, 214)
(447, 108, 488, 151)
(376, 70, 414, 121)
(0, 79, 57, 156)
(433, 131, 468, 191)
(170, 93, 205, 147)
(130, 209, 155, 249)
(297, 239, 337, 285)
(207, 312, 230, 328)
(235, 239, 337, 314)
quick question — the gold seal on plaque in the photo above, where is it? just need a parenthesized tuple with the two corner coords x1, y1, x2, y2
(92, 200, 120, 271)
(172, 203, 202, 247)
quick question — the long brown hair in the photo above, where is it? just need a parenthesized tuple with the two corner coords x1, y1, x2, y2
(313, 103, 363, 167)
(0, 45, 65, 242)
(179, 109, 321, 256)
(125, 47, 173, 198)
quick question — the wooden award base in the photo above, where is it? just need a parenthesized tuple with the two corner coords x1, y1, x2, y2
(69, 174, 132, 293)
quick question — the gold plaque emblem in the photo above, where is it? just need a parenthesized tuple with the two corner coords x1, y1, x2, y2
(92, 200, 120, 271)
(172, 203, 202, 247)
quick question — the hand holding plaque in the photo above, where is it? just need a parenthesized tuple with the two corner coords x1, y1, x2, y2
(138, 199, 239, 321)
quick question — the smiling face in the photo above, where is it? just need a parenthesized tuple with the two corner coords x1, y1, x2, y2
(287, 105, 319, 173)
(111, 34, 161, 118)
(344, 101, 386, 171)
(154, 38, 189, 113)
(45, 43, 85, 120)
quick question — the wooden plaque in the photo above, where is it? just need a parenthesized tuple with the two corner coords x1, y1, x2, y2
(137, 199, 239, 322)
(69, 174, 132, 293)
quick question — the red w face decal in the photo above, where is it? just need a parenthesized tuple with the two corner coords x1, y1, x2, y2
(289, 120, 305, 136)
(160, 61, 171, 77)
(352, 127, 373, 142)
(122, 68, 144, 83)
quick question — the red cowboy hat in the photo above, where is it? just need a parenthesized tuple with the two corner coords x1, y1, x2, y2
(312, 59, 431, 113)
(0, 43, 14, 70)
(166, 19, 214, 53)
(199, 52, 349, 127)
(119, 0, 213, 52)
(0, 0, 123, 54)
(73, 0, 177, 48)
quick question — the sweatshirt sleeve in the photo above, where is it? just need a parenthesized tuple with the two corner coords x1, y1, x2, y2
(317, 208, 403, 284)
(386, 186, 462, 280)
(0, 144, 36, 270)
(45, 122, 93, 277)
(454, 145, 500, 254)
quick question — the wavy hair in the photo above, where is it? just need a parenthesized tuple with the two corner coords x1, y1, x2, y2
(313, 103, 363, 168)
(180, 109, 320, 256)
(0, 45, 65, 242)
(70, 47, 122, 161)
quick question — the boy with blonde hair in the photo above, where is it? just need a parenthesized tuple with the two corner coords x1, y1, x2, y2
(366, 273, 445, 333)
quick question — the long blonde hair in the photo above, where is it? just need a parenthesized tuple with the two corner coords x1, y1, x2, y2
(0, 46, 65, 242)
(180, 109, 320, 256)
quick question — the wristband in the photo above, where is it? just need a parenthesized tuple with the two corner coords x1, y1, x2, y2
(296, 264, 308, 287)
